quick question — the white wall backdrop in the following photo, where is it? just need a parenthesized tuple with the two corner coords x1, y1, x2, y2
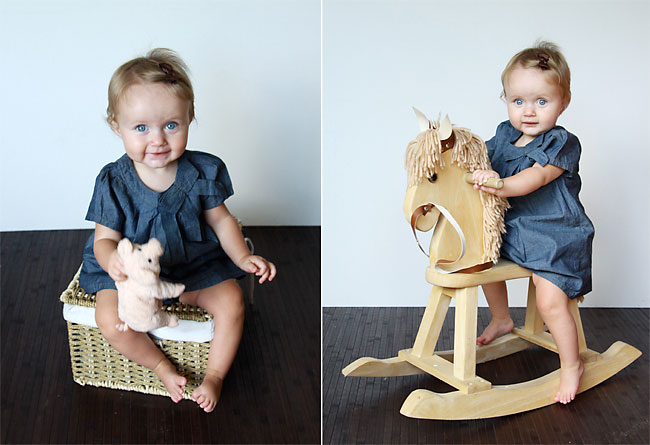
(0, 0, 320, 230)
(323, 0, 650, 307)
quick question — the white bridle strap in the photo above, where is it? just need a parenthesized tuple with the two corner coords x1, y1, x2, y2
(410, 203, 467, 274)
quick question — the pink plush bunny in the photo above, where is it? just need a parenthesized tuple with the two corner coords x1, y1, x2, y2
(115, 238, 185, 332)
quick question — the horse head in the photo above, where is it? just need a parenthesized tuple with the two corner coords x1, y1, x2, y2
(403, 108, 508, 273)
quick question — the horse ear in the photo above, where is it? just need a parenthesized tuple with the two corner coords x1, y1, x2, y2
(438, 114, 453, 140)
(413, 107, 433, 132)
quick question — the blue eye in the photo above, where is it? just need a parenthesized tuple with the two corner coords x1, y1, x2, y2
(515, 99, 523, 106)
(166, 122, 178, 130)
(135, 125, 147, 132)
(537, 99, 547, 106)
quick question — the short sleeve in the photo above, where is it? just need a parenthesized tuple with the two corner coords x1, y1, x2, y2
(486, 134, 497, 159)
(188, 152, 235, 210)
(85, 165, 125, 232)
(537, 128, 581, 174)
(486, 121, 512, 160)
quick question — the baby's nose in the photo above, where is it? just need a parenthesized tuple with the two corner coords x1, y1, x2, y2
(149, 131, 165, 145)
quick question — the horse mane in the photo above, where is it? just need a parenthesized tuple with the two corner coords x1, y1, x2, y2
(405, 121, 510, 263)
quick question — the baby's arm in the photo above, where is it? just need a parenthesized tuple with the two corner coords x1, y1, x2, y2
(204, 204, 277, 284)
(93, 223, 127, 282)
(474, 163, 564, 198)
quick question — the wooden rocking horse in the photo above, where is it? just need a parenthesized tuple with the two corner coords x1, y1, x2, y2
(342, 109, 642, 420)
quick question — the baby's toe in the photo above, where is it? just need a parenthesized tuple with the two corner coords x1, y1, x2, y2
(203, 401, 216, 413)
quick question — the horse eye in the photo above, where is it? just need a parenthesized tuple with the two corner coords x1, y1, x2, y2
(428, 173, 437, 183)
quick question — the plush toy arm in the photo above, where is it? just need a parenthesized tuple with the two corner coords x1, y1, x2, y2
(156, 281, 186, 300)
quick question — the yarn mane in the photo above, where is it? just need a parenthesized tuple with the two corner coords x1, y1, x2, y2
(405, 121, 509, 262)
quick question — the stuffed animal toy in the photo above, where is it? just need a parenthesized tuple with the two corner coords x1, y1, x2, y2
(115, 238, 185, 332)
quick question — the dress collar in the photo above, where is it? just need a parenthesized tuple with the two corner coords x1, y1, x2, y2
(117, 151, 199, 209)
(502, 120, 550, 149)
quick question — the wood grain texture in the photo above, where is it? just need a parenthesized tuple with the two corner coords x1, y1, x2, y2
(1, 227, 320, 444)
(324, 306, 649, 444)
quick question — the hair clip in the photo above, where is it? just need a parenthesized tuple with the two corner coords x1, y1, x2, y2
(159, 62, 178, 84)
(538, 53, 550, 70)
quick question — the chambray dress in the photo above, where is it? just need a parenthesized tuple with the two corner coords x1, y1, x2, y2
(486, 121, 594, 299)
(79, 150, 244, 294)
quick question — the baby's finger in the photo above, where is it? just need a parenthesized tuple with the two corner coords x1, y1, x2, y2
(479, 185, 498, 195)
(267, 263, 277, 281)
(258, 270, 269, 284)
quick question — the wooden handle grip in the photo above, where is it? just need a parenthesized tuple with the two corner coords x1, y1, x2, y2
(464, 173, 503, 189)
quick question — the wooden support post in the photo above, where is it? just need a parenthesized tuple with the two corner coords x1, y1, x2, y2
(412, 286, 452, 358)
(523, 277, 544, 334)
(568, 299, 588, 353)
(453, 286, 478, 381)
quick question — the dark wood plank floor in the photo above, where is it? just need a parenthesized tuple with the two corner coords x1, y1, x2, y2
(1, 227, 320, 444)
(324, 306, 649, 444)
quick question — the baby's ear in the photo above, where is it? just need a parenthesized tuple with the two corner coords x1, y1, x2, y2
(109, 119, 121, 136)
(147, 238, 164, 257)
(117, 238, 133, 257)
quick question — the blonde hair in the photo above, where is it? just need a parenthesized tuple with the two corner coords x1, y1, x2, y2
(106, 48, 194, 125)
(501, 40, 571, 108)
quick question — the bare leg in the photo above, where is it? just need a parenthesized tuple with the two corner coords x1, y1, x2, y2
(95, 289, 186, 402)
(180, 279, 244, 412)
(532, 274, 583, 404)
(477, 281, 513, 345)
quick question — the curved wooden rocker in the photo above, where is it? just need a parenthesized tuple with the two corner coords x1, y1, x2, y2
(342, 110, 642, 420)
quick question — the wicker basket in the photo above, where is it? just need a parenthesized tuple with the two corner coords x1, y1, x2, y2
(60, 267, 212, 399)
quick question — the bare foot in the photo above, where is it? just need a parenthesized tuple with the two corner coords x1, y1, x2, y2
(477, 318, 514, 346)
(555, 360, 584, 404)
(153, 359, 186, 403)
(191, 371, 223, 413)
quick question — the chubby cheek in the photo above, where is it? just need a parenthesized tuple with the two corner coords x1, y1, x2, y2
(507, 107, 522, 127)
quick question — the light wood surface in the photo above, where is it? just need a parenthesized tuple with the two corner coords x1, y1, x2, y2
(523, 278, 545, 334)
(463, 172, 503, 189)
(453, 286, 478, 381)
(412, 287, 451, 357)
(342, 356, 426, 377)
(398, 349, 491, 394)
(404, 150, 488, 272)
(426, 258, 531, 287)
(400, 341, 642, 420)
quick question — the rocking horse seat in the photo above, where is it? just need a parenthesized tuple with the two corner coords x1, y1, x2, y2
(425, 258, 530, 288)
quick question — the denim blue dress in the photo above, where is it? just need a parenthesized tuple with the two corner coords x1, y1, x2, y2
(486, 121, 595, 299)
(79, 150, 244, 294)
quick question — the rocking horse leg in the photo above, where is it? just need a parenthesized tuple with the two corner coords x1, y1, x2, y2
(343, 286, 451, 377)
(412, 286, 451, 357)
(523, 277, 544, 334)
(568, 298, 588, 354)
(513, 280, 590, 357)
(453, 286, 478, 381)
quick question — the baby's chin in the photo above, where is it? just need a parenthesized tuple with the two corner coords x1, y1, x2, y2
(132, 153, 182, 170)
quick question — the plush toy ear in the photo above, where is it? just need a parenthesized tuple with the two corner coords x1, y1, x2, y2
(117, 238, 133, 257)
(147, 238, 164, 257)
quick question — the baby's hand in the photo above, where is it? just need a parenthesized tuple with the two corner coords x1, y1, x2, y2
(108, 250, 128, 282)
(472, 169, 501, 194)
(238, 255, 277, 284)
(472, 169, 500, 187)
